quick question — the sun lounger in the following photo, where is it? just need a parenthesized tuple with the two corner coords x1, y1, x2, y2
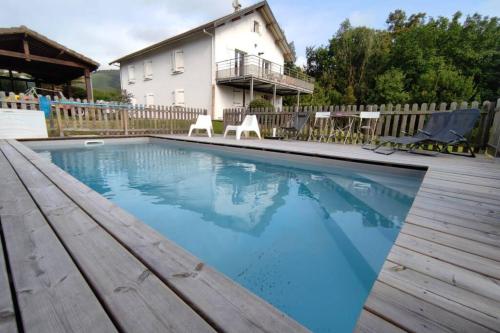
(224, 115, 262, 140)
(429, 108, 480, 157)
(374, 112, 450, 155)
(188, 115, 213, 137)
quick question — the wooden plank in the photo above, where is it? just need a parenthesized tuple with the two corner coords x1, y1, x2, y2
(0, 163, 18, 333)
(388, 246, 500, 301)
(396, 233, 500, 279)
(403, 222, 500, 261)
(379, 261, 500, 331)
(0, 143, 116, 333)
(364, 281, 492, 333)
(354, 310, 406, 333)
(416, 191, 500, 212)
(405, 213, 500, 249)
(0, 143, 216, 333)
(9, 139, 309, 333)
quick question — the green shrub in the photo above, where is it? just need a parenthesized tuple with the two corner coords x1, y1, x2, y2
(212, 120, 224, 134)
(248, 98, 275, 111)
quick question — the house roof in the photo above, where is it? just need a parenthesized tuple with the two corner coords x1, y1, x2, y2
(109, 1, 294, 65)
(0, 26, 99, 69)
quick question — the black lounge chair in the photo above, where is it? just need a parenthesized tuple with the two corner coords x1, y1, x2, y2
(281, 112, 310, 140)
(428, 108, 480, 157)
(374, 112, 451, 155)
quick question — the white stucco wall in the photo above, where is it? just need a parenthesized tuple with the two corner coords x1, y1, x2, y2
(213, 11, 285, 119)
(119, 33, 212, 110)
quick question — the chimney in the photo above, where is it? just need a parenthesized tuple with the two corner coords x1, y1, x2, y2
(232, 0, 242, 12)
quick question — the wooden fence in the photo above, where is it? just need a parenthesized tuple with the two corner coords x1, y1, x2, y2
(224, 100, 499, 152)
(0, 91, 206, 137)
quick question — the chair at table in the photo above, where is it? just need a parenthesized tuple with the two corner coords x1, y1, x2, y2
(307, 112, 331, 142)
(355, 112, 380, 148)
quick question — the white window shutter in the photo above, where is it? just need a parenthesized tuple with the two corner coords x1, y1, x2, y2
(173, 89, 185, 106)
(145, 93, 154, 106)
(128, 65, 135, 83)
(173, 49, 184, 73)
(144, 60, 153, 79)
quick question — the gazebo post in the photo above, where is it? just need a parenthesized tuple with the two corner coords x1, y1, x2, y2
(84, 68, 93, 101)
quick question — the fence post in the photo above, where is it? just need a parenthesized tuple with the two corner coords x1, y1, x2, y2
(123, 108, 129, 135)
(477, 100, 496, 151)
(54, 103, 64, 137)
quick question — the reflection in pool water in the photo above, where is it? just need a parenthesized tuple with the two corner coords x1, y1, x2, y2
(37, 142, 423, 333)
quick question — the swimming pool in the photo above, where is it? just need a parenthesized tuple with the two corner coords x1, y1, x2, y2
(34, 139, 423, 332)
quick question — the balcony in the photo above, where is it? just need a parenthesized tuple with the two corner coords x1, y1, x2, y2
(215, 55, 314, 95)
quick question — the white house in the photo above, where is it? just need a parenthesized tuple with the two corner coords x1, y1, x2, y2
(110, 1, 314, 119)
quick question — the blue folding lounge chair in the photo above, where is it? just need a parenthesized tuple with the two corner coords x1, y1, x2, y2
(374, 112, 451, 155)
(429, 108, 480, 157)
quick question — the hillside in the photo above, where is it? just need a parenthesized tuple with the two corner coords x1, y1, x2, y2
(91, 70, 121, 92)
(72, 69, 121, 101)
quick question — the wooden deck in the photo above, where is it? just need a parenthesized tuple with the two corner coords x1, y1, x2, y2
(1, 135, 499, 333)
(157, 135, 500, 333)
(0, 138, 308, 333)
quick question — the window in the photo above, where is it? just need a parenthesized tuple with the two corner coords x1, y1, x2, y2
(172, 89, 185, 106)
(234, 50, 246, 76)
(233, 89, 243, 106)
(145, 93, 155, 106)
(252, 20, 260, 34)
(261, 60, 271, 75)
(171, 50, 184, 73)
(127, 65, 135, 83)
(143, 60, 153, 80)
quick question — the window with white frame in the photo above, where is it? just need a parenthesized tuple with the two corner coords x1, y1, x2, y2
(127, 65, 135, 84)
(252, 20, 260, 34)
(143, 60, 153, 80)
(172, 89, 185, 106)
(171, 49, 184, 73)
(233, 89, 243, 106)
(145, 93, 155, 106)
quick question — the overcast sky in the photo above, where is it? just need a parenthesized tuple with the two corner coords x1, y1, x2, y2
(3, 0, 499, 69)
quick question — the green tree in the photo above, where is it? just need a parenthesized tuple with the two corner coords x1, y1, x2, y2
(374, 68, 410, 104)
(303, 10, 498, 105)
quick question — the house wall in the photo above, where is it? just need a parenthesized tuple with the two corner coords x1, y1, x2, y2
(117, 10, 288, 120)
(213, 10, 285, 119)
(119, 33, 212, 109)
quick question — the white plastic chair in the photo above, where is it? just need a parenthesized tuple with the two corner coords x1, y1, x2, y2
(224, 115, 262, 140)
(188, 115, 213, 137)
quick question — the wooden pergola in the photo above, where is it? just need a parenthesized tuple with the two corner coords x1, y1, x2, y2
(0, 26, 99, 100)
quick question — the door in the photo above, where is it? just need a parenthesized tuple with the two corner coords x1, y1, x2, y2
(234, 50, 246, 76)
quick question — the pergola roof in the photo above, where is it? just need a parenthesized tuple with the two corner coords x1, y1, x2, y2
(0, 26, 99, 84)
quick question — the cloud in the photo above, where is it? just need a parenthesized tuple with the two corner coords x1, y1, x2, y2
(348, 10, 376, 27)
(1, 0, 231, 68)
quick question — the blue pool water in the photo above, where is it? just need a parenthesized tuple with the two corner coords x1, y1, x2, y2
(36, 141, 423, 332)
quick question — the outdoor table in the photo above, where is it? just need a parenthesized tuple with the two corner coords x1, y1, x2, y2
(329, 113, 359, 144)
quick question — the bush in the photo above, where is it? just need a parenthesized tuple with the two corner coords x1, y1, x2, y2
(248, 98, 275, 111)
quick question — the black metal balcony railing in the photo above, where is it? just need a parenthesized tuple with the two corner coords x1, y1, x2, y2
(216, 55, 314, 92)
